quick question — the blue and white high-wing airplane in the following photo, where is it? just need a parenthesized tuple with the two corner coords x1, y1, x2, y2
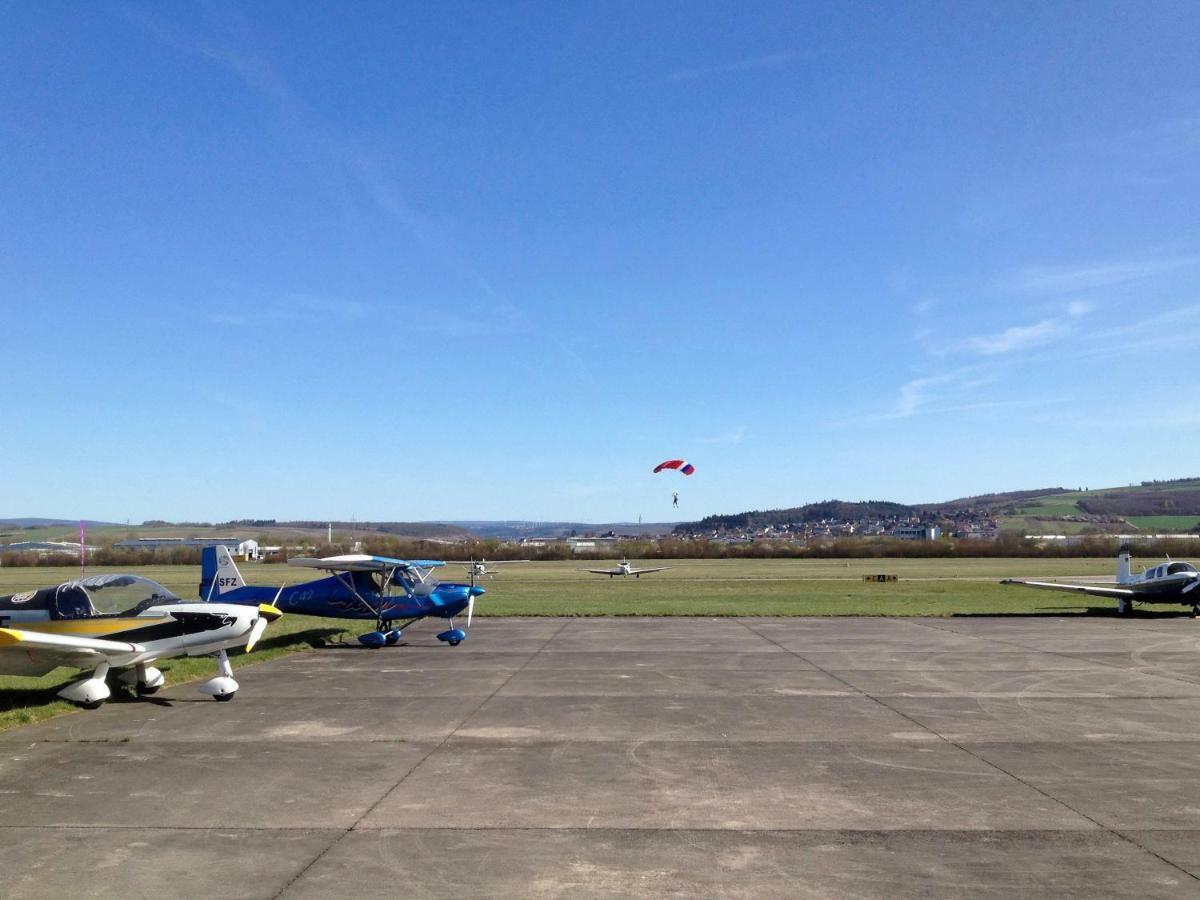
(200, 546, 484, 648)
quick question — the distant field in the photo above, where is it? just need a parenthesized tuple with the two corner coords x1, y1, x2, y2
(1125, 515, 1200, 531)
(2, 556, 1191, 732)
(995, 516, 1098, 535)
(1012, 499, 1083, 517)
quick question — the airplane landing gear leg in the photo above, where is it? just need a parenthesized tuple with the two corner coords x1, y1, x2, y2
(199, 649, 239, 701)
(118, 663, 165, 696)
(58, 661, 112, 709)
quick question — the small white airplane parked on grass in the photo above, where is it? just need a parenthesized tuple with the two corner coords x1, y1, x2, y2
(446, 558, 531, 579)
(582, 557, 671, 579)
(0, 573, 282, 708)
(1002, 548, 1200, 616)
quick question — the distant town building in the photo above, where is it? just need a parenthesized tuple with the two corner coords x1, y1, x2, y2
(112, 538, 261, 559)
(892, 525, 942, 541)
(1, 541, 98, 555)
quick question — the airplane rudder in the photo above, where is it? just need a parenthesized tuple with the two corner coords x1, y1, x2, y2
(200, 546, 218, 599)
(1117, 547, 1132, 584)
(212, 544, 248, 595)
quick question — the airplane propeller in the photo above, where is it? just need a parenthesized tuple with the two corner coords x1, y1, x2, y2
(467, 565, 477, 629)
(246, 587, 285, 652)
(1184, 579, 1200, 596)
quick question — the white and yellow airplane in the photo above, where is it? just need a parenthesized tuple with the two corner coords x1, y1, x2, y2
(1003, 549, 1200, 616)
(0, 573, 281, 708)
(582, 557, 671, 579)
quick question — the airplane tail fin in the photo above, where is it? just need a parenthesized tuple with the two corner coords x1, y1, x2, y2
(199, 545, 247, 600)
(1117, 547, 1132, 584)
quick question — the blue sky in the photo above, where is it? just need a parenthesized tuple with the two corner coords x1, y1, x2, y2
(4, 1, 1200, 523)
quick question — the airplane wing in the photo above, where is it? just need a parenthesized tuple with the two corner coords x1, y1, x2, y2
(582, 568, 619, 575)
(1000, 579, 1135, 599)
(288, 555, 445, 573)
(629, 567, 671, 575)
(0, 627, 145, 676)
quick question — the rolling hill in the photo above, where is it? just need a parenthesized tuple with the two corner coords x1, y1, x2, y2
(675, 478, 1200, 536)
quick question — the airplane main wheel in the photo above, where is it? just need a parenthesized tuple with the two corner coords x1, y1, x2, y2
(81, 700, 104, 711)
(1117, 598, 1131, 616)
(448, 639, 461, 646)
(214, 692, 235, 702)
(136, 684, 161, 696)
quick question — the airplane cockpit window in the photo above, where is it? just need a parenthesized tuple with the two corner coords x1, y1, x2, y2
(52, 585, 95, 619)
(1168, 563, 1198, 575)
(68, 575, 183, 616)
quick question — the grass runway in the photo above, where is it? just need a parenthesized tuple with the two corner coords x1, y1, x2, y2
(0, 556, 1189, 731)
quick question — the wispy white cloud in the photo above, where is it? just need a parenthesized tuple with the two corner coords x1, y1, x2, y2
(697, 425, 750, 445)
(895, 366, 981, 418)
(1009, 255, 1197, 296)
(208, 294, 370, 327)
(836, 363, 1064, 426)
(127, 7, 511, 310)
(668, 50, 809, 83)
(967, 318, 1061, 355)
(400, 302, 527, 338)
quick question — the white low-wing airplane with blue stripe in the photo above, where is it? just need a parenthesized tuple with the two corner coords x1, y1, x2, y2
(1003, 548, 1200, 616)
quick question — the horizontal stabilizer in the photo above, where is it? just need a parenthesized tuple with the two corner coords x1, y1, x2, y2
(1000, 579, 1135, 599)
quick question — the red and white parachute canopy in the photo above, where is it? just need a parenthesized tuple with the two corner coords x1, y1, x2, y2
(653, 459, 695, 475)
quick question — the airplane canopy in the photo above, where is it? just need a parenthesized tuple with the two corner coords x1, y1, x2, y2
(0, 574, 181, 619)
(71, 574, 182, 616)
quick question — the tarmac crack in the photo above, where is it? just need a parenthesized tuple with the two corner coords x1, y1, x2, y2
(271, 620, 572, 899)
(738, 617, 1200, 886)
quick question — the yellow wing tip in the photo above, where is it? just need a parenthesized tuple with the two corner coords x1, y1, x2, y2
(0, 627, 24, 646)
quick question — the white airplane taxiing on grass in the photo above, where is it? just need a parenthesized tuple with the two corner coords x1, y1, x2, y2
(1003, 548, 1200, 616)
(582, 557, 672, 579)
(0, 573, 282, 708)
(446, 558, 531, 579)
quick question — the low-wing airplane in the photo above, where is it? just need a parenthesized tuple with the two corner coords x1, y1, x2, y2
(201, 545, 484, 648)
(582, 557, 672, 579)
(0, 573, 281, 708)
(1002, 548, 1200, 615)
(445, 558, 531, 579)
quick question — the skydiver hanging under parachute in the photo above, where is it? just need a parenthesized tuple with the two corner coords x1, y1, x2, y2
(654, 459, 694, 509)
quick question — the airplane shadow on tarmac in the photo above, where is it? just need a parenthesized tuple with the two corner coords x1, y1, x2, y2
(0, 627, 346, 712)
(952, 606, 1198, 618)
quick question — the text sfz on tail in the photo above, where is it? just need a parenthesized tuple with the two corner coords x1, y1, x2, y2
(201, 546, 484, 647)
(1002, 548, 1200, 616)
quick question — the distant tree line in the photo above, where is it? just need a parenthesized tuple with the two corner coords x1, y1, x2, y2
(6, 534, 1200, 569)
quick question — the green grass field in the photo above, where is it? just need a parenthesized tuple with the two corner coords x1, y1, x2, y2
(0, 556, 1189, 731)
(1124, 515, 1200, 531)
